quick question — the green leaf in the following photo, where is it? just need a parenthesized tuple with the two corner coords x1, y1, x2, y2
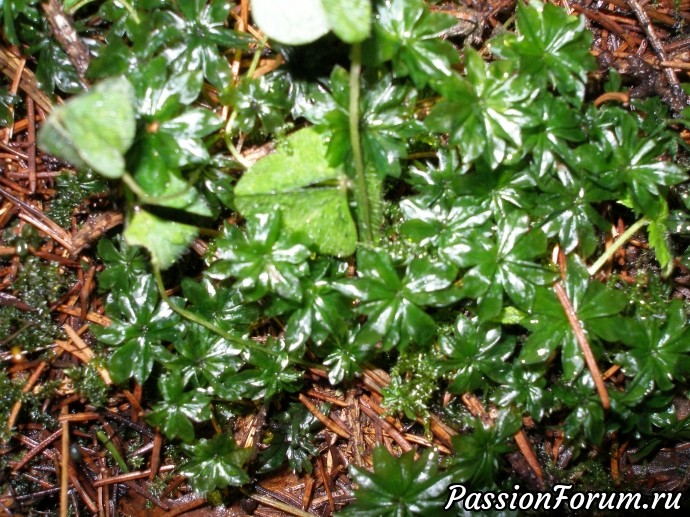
(124, 209, 199, 270)
(364, 0, 458, 88)
(490, 0, 596, 105)
(450, 211, 554, 322)
(208, 212, 311, 302)
(615, 300, 690, 392)
(163, 0, 250, 89)
(216, 337, 303, 401)
(250, 0, 330, 45)
(519, 256, 627, 380)
(169, 324, 244, 387)
(181, 277, 259, 333)
(38, 77, 136, 179)
(221, 75, 291, 136)
(341, 447, 452, 516)
(438, 316, 513, 393)
(492, 364, 551, 420)
(321, 0, 371, 43)
(93, 275, 181, 384)
(97, 237, 149, 296)
(322, 66, 419, 179)
(234, 128, 357, 256)
(333, 249, 459, 350)
(450, 411, 521, 487)
(426, 50, 535, 168)
(258, 402, 323, 474)
(581, 107, 687, 219)
(648, 205, 674, 276)
(181, 433, 252, 493)
(147, 371, 213, 442)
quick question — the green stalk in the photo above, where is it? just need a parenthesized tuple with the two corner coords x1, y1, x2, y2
(97, 430, 129, 473)
(348, 43, 373, 244)
(152, 263, 249, 349)
(587, 217, 649, 276)
(151, 264, 321, 368)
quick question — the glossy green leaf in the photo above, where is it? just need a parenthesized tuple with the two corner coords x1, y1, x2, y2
(519, 256, 627, 380)
(490, 0, 595, 105)
(258, 402, 323, 474)
(449, 211, 554, 322)
(341, 447, 452, 516)
(92, 275, 180, 384)
(221, 75, 291, 136)
(615, 300, 690, 392)
(97, 237, 149, 296)
(234, 128, 357, 256)
(333, 248, 459, 350)
(492, 364, 551, 420)
(364, 0, 458, 88)
(169, 324, 244, 387)
(426, 50, 535, 168)
(216, 337, 303, 401)
(208, 212, 311, 302)
(162, 0, 250, 89)
(438, 316, 513, 393)
(323, 65, 419, 179)
(147, 371, 213, 443)
(38, 77, 136, 179)
(450, 411, 521, 487)
(181, 433, 252, 493)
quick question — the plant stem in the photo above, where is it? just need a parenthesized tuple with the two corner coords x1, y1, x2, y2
(587, 217, 649, 276)
(151, 264, 322, 368)
(96, 430, 129, 473)
(151, 263, 249, 349)
(349, 43, 373, 244)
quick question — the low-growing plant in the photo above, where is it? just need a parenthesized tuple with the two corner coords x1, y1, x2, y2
(18, 0, 690, 508)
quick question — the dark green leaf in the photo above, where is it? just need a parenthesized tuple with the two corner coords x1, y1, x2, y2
(364, 0, 458, 88)
(341, 447, 452, 516)
(426, 50, 535, 168)
(147, 371, 213, 442)
(490, 0, 596, 105)
(208, 212, 311, 302)
(181, 433, 252, 493)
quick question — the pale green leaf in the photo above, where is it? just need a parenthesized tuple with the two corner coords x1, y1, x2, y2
(38, 77, 136, 179)
(235, 128, 357, 256)
(321, 0, 371, 43)
(250, 0, 330, 45)
(124, 209, 198, 269)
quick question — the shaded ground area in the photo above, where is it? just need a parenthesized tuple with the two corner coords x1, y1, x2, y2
(2, 0, 690, 515)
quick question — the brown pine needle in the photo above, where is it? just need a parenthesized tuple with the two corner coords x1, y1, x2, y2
(298, 393, 350, 439)
(553, 282, 610, 409)
(514, 429, 543, 482)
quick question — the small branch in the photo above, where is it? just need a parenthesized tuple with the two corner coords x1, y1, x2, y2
(625, 0, 679, 87)
(359, 395, 413, 452)
(588, 217, 649, 276)
(553, 282, 610, 410)
(59, 406, 69, 517)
